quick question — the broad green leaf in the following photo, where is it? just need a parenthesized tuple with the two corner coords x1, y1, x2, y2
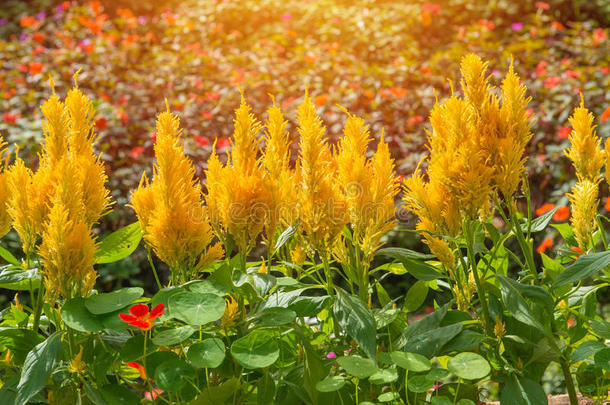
(403, 323, 462, 358)
(408, 375, 435, 392)
(553, 251, 610, 289)
(496, 275, 553, 312)
(258, 307, 296, 326)
(154, 358, 195, 392)
(85, 287, 143, 314)
(0, 267, 40, 290)
(144, 351, 180, 381)
(0, 329, 44, 359)
(95, 222, 142, 264)
(287, 295, 330, 317)
(152, 326, 194, 346)
(15, 331, 63, 405)
(521, 207, 558, 233)
(336, 356, 378, 379)
(120, 334, 158, 362)
(376, 247, 434, 261)
(395, 304, 448, 350)
(257, 372, 276, 405)
(231, 330, 279, 369)
(431, 397, 453, 405)
(447, 352, 490, 380)
(61, 297, 104, 332)
(188, 338, 226, 369)
(0, 246, 19, 266)
(334, 288, 377, 361)
(369, 368, 398, 384)
(190, 378, 240, 405)
(188, 279, 231, 296)
(315, 376, 346, 393)
(401, 258, 444, 281)
(390, 351, 431, 372)
(168, 292, 225, 325)
(496, 275, 548, 334)
(83, 381, 108, 405)
(571, 340, 606, 362)
(594, 348, 610, 371)
(403, 280, 428, 312)
(378, 392, 400, 402)
(590, 320, 610, 339)
(500, 376, 547, 405)
(100, 384, 140, 405)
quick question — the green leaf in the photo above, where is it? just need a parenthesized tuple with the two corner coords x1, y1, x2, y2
(336, 356, 378, 379)
(594, 348, 610, 371)
(95, 222, 142, 264)
(257, 372, 276, 405)
(61, 297, 104, 332)
(100, 384, 141, 405)
(15, 331, 63, 405)
(401, 258, 444, 281)
(0, 329, 44, 359)
(168, 292, 225, 325)
(590, 320, 610, 339)
(403, 281, 429, 312)
(447, 352, 490, 380)
(0, 245, 19, 266)
(0, 267, 40, 290)
(500, 376, 547, 405)
(403, 323, 463, 358)
(431, 397, 453, 405)
(369, 368, 398, 384)
(144, 351, 180, 381)
(120, 334, 158, 362)
(85, 287, 143, 315)
(390, 351, 431, 372)
(274, 222, 299, 253)
(571, 340, 606, 362)
(553, 251, 610, 289)
(257, 307, 296, 326)
(287, 295, 330, 317)
(378, 392, 400, 402)
(496, 275, 554, 312)
(152, 326, 194, 346)
(231, 329, 279, 369)
(333, 288, 377, 361)
(188, 279, 231, 296)
(83, 381, 108, 405)
(154, 358, 195, 392)
(522, 207, 558, 233)
(496, 275, 547, 334)
(408, 375, 435, 392)
(190, 378, 240, 405)
(188, 338, 226, 369)
(376, 247, 434, 261)
(315, 376, 346, 393)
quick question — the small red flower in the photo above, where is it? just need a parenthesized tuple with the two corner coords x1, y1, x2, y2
(216, 137, 230, 149)
(194, 135, 210, 147)
(28, 62, 44, 75)
(95, 117, 107, 131)
(126, 362, 147, 379)
(535, 1, 550, 10)
(537, 237, 553, 254)
(558, 126, 571, 139)
(535, 203, 555, 216)
(119, 303, 164, 330)
(553, 206, 570, 221)
(145, 388, 163, 400)
(129, 146, 146, 158)
(3, 113, 17, 124)
(601, 106, 610, 122)
(544, 76, 561, 89)
(570, 246, 583, 257)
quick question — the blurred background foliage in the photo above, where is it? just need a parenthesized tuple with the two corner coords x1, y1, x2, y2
(0, 0, 608, 299)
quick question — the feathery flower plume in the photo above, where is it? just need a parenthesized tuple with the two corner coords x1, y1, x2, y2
(131, 103, 221, 280)
(205, 93, 272, 253)
(296, 91, 346, 257)
(567, 180, 598, 250)
(0, 135, 11, 239)
(565, 97, 604, 183)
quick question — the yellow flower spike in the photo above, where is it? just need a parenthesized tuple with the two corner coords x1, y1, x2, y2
(604, 140, 610, 180)
(565, 98, 604, 183)
(68, 345, 86, 374)
(460, 53, 492, 111)
(567, 179, 599, 250)
(0, 134, 11, 239)
(40, 79, 69, 166)
(132, 104, 220, 280)
(296, 91, 347, 256)
(221, 295, 240, 329)
(39, 198, 97, 299)
(494, 317, 506, 339)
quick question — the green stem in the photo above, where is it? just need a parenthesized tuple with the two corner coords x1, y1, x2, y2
(559, 357, 579, 405)
(147, 248, 162, 290)
(463, 220, 494, 337)
(31, 283, 45, 333)
(404, 370, 411, 405)
(596, 215, 607, 251)
(508, 203, 538, 284)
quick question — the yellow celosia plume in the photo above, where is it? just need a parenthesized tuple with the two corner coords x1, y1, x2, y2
(567, 180, 598, 250)
(131, 104, 221, 279)
(296, 92, 346, 256)
(0, 135, 11, 239)
(565, 98, 604, 183)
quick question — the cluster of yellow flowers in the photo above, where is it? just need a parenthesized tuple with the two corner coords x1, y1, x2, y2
(403, 54, 533, 272)
(135, 91, 398, 282)
(565, 97, 606, 250)
(2, 74, 111, 299)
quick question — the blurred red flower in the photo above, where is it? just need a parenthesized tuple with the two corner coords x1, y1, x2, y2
(601, 106, 610, 122)
(194, 136, 210, 147)
(535, 203, 555, 216)
(20, 16, 37, 28)
(553, 206, 570, 221)
(544, 76, 561, 89)
(558, 126, 571, 139)
(129, 146, 146, 158)
(537, 237, 553, 254)
(32, 32, 46, 44)
(390, 87, 407, 98)
(95, 117, 108, 131)
(3, 113, 17, 124)
(216, 137, 230, 149)
(314, 94, 328, 106)
(126, 362, 151, 380)
(28, 62, 44, 75)
(535, 2, 550, 10)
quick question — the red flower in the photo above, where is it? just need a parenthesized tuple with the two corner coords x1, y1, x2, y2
(544, 76, 561, 89)
(535, 1, 550, 10)
(314, 94, 328, 106)
(3, 113, 17, 125)
(216, 137, 230, 149)
(129, 146, 146, 158)
(535, 203, 555, 216)
(421, 3, 441, 14)
(537, 237, 553, 254)
(601, 106, 610, 122)
(145, 388, 163, 400)
(558, 126, 571, 139)
(119, 303, 164, 330)
(28, 62, 44, 75)
(605, 197, 610, 212)
(194, 136, 210, 147)
(553, 206, 570, 221)
(126, 362, 151, 380)
(564, 70, 579, 79)
(551, 21, 565, 31)
(390, 87, 407, 98)
(32, 32, 46, 44)
(20, 16, 37, 28)
(95, 117, 108, 131)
